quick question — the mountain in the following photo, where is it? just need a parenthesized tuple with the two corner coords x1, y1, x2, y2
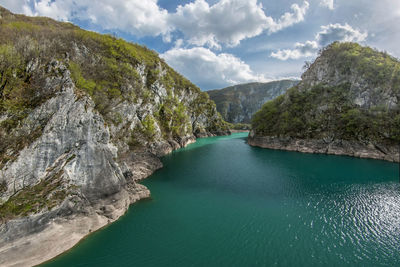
(207, 80, 299, 124)
(249, 42, 400, 162)
(0, 7, 230, 266)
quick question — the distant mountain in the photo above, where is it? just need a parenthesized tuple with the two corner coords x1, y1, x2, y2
(250, 42, 400, 162)
(207, 80, 299, 123)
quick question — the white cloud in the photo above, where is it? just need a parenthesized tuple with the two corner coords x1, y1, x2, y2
(169, 0, 309, 48)
(271, 23, 367, 60)
(0, 0, 33, 15)
(271, 41, 318, 60)
(320, 0, 334, 10)
(33, 0, 71, 21)
(81, 0, 170, 38)
(1, 0, 310, 48)
(316, 23, 368, 46)
(168, 0, 273, 49)
(161, 47, 268, 89)
(3, 0, 171, 38)
(268, 1, 310, 33)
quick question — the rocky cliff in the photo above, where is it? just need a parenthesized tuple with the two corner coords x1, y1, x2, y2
(207, 80, 298, 123)
(250, 42, 400, 162)
(0, 7, 229, 266)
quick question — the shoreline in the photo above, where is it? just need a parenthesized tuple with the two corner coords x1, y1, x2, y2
(34, 196, 155, 267)
(248, 135, 399, 163)
(0, 185, 151, 267)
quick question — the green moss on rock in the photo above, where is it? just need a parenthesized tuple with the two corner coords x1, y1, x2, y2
(0, 170, 69, 221)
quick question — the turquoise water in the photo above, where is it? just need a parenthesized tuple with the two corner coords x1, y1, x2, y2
(42, 133, 400, 267)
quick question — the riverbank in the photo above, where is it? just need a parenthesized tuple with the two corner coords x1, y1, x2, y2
(229, 130, 250, 133)
(248, 133, 399, 163)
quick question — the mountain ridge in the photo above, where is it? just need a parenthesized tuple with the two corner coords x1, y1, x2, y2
(207, 79, 299, 123)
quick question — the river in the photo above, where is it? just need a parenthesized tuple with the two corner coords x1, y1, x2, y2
(42, 133, 400, 266)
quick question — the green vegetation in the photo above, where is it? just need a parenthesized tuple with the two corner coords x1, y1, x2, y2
(0, 124, 45, 170)
(141, 115, 157, 141)
(0, 170, 69, 221)
(0, 180, 6, 194)
(0, 44, 34, 117)
(68, 62, 96, 95)
(316, 42, 400, 90)
(253, 83, 399, 143)
(157, 95, 192, 139)
(252, 42, 400, 144)
(0, 5, 203, 121)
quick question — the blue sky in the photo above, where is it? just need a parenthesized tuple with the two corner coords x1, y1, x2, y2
(2, 0, 400, 90)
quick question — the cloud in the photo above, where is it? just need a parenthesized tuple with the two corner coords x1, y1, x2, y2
(169, 0, 309, 48)
(4, 0, 171, 38)
(0, 0, 33, 15)
(33, 0, 71, 21)
(271, 23, 367, 60)
(268, 1, 309, 33)
(320, 0, 334, 10)
(81, 0, 170, 38)
(161, 47, 268, 89)
(168, 0, 273, 49)
(1, 0, 310, 48)
(316, 23, 368, 46)
(271, 41, 318, 60)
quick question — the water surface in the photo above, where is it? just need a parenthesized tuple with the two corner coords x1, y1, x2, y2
(43, 133, 400, 266)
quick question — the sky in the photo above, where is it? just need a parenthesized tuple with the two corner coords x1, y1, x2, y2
(1, 0, 400, 90)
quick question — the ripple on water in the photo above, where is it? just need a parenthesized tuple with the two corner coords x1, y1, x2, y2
(304, 182, 400, 265)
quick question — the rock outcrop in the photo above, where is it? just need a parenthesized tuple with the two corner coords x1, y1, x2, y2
(0, 7, 229, 266)
(250, 42, 400, 162)
(248, 132, 399, 162)
(207, 80, 298, 123)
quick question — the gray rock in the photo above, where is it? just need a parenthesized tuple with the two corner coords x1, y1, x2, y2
(248, 132, 399, 162)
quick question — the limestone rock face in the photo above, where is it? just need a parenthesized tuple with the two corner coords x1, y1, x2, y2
(1, 72, 122, 201)
(0, 62, 144, 240)
(300, 50, 398, 110)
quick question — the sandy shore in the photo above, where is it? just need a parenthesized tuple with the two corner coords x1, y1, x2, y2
(0, 214, 109, 267)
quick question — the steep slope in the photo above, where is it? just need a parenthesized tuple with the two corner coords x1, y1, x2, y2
(0, 7, 229, 266)
(249, 42, 400, 162)
(207, 80, 298, 123)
